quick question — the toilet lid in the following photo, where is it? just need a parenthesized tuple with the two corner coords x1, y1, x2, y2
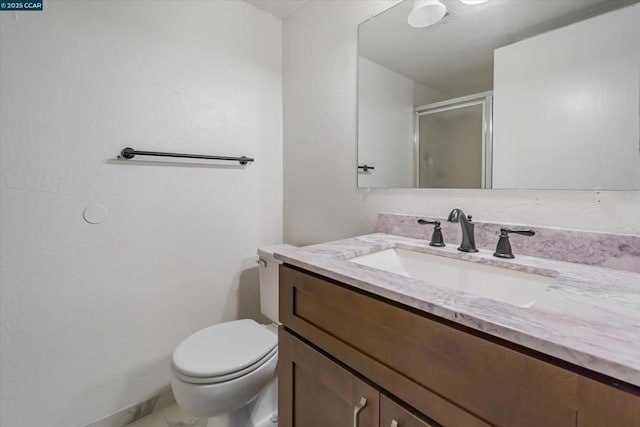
(172, 319, 277, 379)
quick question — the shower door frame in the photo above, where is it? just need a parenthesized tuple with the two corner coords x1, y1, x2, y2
(414, 91, 493, 189)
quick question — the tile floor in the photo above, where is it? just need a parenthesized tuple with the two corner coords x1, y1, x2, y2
(127, 403, 207, 427)
(126, 403, 278, 427)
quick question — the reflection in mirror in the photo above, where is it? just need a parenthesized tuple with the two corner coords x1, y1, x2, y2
(357, 0, 640, 190)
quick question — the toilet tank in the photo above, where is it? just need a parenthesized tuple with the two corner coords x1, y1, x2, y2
(257, 244, 296, 323)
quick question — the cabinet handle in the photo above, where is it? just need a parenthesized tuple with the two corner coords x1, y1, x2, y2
(390, 420, 399, 427)
(353, 397, 367, 427)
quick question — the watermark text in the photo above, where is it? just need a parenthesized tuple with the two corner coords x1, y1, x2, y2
(0, 2, 43, 11)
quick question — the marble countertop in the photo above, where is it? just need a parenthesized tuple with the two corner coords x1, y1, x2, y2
(274, 233, 640, 388)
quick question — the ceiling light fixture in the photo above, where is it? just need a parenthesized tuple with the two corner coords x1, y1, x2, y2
(407, 0, 447, 28)
(460, 0, 489, 4)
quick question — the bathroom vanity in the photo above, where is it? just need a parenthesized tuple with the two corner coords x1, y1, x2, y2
(275, 217, 640, 427)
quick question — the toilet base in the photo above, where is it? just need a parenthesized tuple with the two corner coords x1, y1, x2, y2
(197, 377, 278, 427)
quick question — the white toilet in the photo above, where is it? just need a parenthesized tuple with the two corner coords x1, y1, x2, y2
(170, 245, 294, 427)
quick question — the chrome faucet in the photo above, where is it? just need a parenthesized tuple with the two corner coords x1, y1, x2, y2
(447, 208, 478, 253)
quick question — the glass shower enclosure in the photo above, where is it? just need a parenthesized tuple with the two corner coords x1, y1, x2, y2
(415, 92, 493, 189)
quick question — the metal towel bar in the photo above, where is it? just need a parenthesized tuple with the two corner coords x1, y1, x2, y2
(119, 147, 254, 165)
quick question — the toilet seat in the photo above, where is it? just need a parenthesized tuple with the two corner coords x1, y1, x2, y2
(173, 346, 277, 384)
(172, 319, 277, 385)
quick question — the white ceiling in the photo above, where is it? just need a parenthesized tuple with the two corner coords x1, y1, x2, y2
(245, 0, 308, 18)
(360, 0, 639, 96)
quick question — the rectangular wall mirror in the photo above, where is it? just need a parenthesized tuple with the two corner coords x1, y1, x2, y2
(357, 0, 640, 190)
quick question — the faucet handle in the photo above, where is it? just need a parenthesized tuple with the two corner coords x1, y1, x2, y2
(417, 219, 445, 247)
(494, 228, 535, 259)
(500, 228, 535, 237)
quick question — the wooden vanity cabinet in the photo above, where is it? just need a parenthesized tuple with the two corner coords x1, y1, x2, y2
(278, 265, 640, 427)
(279, 329, 435, 427)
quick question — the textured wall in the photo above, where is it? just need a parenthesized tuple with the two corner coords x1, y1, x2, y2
(358, 56, 415, 188)
(0, 2, 282, 426)
(493, 5, 640, 190)
(282, 0, 640, 246)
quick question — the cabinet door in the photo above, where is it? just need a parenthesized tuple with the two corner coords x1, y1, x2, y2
(380, 394, 435, 427)
(279, 329, 379, 427)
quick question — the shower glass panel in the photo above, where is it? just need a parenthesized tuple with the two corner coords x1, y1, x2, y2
(416, 98, 490, 189)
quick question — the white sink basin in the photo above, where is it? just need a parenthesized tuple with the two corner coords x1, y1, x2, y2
(348, 248, 555, 308)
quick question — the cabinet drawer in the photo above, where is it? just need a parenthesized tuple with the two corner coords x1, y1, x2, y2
(280, 265, 640, 427)
(381, 394, 435, 427)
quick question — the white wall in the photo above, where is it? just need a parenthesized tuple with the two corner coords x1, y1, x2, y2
(413, 80, 449, 107)
(493, 5, 640, 190)
(358, 56, 448, 188)
(0, 2, 282, 426)
(282, 0, 640, 246)
(358, 57, 414, 188)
